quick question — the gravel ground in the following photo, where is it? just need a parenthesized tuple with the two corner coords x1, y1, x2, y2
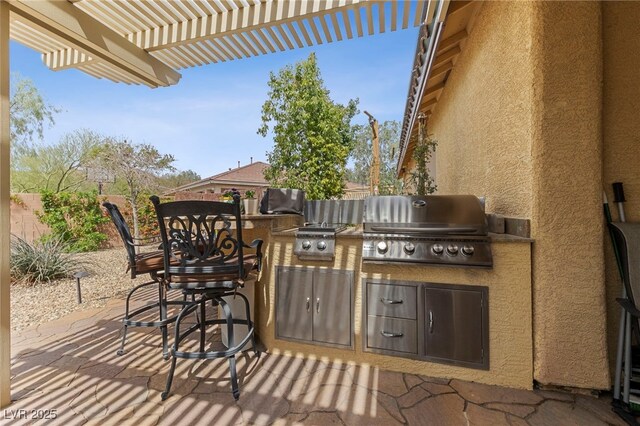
(10, 247, 155, 331)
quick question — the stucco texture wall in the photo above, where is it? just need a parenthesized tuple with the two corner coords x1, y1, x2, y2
(529, 1, 607, 390)
(602, 2, 640, 376)
(257, 235, 533, 390)
(423, 2, 609, 389)
(427, 1, 534, 218)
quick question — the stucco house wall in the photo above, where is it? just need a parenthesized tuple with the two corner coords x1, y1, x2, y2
(424, 1, 612, 390)
(427, 1, 534, 218)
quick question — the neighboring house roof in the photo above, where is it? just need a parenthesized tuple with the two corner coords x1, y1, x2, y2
(168, 164, 368, 196)
(166, 161, 270, 195)
(344, 182, 369, 192)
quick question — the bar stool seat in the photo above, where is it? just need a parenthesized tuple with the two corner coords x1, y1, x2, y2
(151, 194, 262, 401)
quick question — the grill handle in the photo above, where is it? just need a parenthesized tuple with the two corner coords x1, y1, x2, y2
(369, 226, 479, 234)
(380, 297, 403, 305)
(412, 200, 427, 208)
(381, 330, 404, 338)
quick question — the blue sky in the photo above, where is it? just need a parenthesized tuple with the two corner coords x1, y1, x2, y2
(10, 26, 418, 178)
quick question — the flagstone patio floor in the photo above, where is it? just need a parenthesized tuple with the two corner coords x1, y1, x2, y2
(3, 286, 627, 425)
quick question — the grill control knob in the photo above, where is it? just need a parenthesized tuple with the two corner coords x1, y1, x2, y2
(432, 244, 444, 255)
(317, 241, 327, 251)
(461, 245, 475, 256)
(404, 242, 416, 255)
(446, 244, 459, 255)
(302, 240, 312, 250)
(377, 241, 388, 254)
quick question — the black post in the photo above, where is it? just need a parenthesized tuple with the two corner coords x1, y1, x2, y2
(76, 277, 82, 304)
(73, 271, 89, 304)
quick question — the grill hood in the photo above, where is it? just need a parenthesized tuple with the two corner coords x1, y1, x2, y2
(363, 195, 488, 236)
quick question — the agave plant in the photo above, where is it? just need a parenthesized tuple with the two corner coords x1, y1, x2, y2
(10, 235, 89, 285)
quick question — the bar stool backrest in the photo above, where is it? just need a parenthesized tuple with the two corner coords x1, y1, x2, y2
(103, 201, 138, 278)
(150, 194, 245, 284)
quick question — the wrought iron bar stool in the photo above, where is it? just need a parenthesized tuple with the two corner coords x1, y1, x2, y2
(103, 201, 185, 359)
(150, 194, 262, 401)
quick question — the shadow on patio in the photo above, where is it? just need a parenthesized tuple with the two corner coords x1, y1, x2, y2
(3, 286, 625, 426)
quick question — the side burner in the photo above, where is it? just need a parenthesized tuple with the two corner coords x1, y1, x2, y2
(294, 223, 347, 261)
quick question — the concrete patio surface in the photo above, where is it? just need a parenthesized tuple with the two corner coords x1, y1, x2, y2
(2, 286, 626, 425)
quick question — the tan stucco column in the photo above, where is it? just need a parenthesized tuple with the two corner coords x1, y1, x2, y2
(530, 2, 609, 389)
(0, 0, 10, 408)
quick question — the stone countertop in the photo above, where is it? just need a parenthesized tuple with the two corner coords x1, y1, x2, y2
(270, 226, 532, 243)
(240, 214, 304, 231)
(241, 214, 302, 221)
(489, 233, 533, 243)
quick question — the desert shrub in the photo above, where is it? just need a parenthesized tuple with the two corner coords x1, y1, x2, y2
(37, 190, 109, 252)
(10, 235, 88, 285)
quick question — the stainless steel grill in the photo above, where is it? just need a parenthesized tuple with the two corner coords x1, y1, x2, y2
(362, 195, 492, 268)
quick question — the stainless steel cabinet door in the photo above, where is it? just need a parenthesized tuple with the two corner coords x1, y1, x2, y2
(424, 286, 488, 368)
(312, 270, 352, 347)
(276, 268, 313, 341)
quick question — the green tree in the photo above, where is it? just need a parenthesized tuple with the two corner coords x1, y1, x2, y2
(158, 169, 201, 191)
(11, 129, 105, 193)
(348, 120, 404, 195)
(97, 138, 175, 241)
(10, 73, 59, 152)
(258, 53, 358, 200)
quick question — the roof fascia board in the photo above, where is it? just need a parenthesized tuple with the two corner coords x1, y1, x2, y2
(397, 0, 450, 176)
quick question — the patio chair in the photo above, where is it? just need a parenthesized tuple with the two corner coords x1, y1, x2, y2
(103, 201, 182, 359)
(150, 194, 262, 401)
(609, 222, 640, 414)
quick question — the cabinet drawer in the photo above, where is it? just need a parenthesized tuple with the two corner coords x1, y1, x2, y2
(367, 283, 417, 319)
(366, 315, 417, 354)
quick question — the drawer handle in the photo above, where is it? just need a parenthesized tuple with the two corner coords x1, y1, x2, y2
(429, 311, 434, 334)
(306, 297, 310, 312)
(380, 297, 403, 305)
(380, 330, 404, 338)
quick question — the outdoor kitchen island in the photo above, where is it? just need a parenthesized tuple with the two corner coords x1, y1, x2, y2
(254, 225, 534, 390)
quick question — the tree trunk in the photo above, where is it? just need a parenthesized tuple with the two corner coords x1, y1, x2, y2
(129, 197, 140, 254)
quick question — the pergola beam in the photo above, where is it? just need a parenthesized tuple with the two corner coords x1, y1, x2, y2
(0, 0, 11, 409)
(8, 0, 181, 87)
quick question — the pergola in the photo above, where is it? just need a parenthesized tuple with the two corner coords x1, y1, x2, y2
(0, 0, 445, 407)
